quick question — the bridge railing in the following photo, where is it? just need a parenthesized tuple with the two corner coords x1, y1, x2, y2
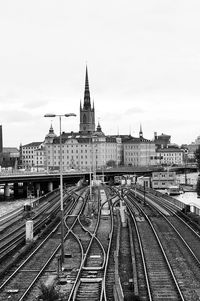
(0, 170, 83, 177)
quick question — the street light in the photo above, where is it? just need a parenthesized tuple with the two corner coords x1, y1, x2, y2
(89, 133, 97, 200)
(44, 113, 76, 264)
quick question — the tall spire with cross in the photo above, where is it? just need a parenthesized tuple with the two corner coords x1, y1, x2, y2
(79, 66, 95, 134)
(139, 123, 143, 138)
(83, 66, 91, 109)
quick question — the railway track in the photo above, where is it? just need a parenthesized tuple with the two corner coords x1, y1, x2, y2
(0, 187, 84, 301)
(69, 187, 111, 301)
(4, 183, 200, 300)
(125, 193, 184, 300)
(126, 189, 200, 300)
(104, 200, 119, 301)
(133, 188, 200, 266)
(0, 188, 75, 271)
(118, 215, 135, 300)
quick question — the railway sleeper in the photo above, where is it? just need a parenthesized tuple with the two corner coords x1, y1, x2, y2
(80, 278, 102, 282)
(82, 266, 102, 270)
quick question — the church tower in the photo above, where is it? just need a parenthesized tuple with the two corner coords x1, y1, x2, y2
(79, 67, 95, 134)
(139, 124, 143, 138)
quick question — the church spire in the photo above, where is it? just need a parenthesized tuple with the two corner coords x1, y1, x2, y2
(49, 122, 54, 134)
(79, 66, 95, 134)
(83, 66, 91, 109)
(139, 124, 143, 138)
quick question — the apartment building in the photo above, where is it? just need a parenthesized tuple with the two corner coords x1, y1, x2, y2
(156, 147, 184, 166)
(123, 136, 157, 167)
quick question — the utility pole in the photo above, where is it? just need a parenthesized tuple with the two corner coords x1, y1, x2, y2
(184, 149, 188, 185)
(143, 181, 146, 205)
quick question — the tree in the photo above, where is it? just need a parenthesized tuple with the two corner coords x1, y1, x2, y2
(196, 178, 200, 197)
(106, 160, 116, 167)
(37, 283, 61, 301)
(195, 145, 200, 171)
(195, 146, 200, 197)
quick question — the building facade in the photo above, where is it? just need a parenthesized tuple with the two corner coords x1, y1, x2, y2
(154, 132, 171, 149)
(21, 142, 43, 169)
(42, 68, 122, 171)
(44, 125, 122, 171)
(152, 171, 176, 189)
(123, 135, 157, 167)
(156, 147, 184, 166)
(186, 135, 200, 161)
(1, 147, 19, 169)
(21, 67, 161, 171)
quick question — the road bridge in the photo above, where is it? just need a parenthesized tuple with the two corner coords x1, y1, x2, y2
(0, 165, 163, 199)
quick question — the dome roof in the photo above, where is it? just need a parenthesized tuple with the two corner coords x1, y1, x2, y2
(45, 124, 57, 139)
(95, 122, 104, 136)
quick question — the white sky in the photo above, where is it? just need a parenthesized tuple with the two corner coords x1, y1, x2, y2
(0, 0, 200, 147)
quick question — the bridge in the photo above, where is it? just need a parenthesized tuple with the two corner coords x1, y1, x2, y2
(167, 164, 198, 174)
(0, 166, 163, 199)
(0, 164, 196, 199)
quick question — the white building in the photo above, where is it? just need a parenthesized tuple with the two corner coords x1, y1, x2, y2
(152, 171, 176, 189)
(21, 142, 43, 169)
(44, 124, 122, 171)
(123, 133, 157, 167)
(21, 68, 163, 172)
(156, 147, 184, 166)
(187, 135, 200, 160)
(33, 144, 45, 171)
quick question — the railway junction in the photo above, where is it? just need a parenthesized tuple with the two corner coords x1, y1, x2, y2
(0, 182, 200, 300)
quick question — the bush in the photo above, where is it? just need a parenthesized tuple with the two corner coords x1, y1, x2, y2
(37, 283, 60, 301)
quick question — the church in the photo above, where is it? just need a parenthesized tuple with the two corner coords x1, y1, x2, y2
(21, 67, 156, 171)
(43, 67, 123, 171)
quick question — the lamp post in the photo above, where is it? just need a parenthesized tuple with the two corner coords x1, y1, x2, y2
(89, 135, 92, 201)
(143, 181, 146, 206)
(184, 149, 188, 185)
(89, 133, 96, 200)
(44, 113, 76, 264)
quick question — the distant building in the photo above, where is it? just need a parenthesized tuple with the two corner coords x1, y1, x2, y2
(137, 176, 151, 188)
(20, 67, 176, 171)
(152, 171, 176, 189)
(154, 132, 171, 149)
(123, 128, 157, 167)
(43, 68, 122, 171)
(0, 125, 2, 153)
(44, 124, 122, 171)
(0, 125, 3, 165)
(186, 135, 200, 161)
(156, 147, 184, 166)
(1, 147, 19, 169)
(33, 144, 45, 171)
(21, 142, 43, 169)
(194, 136, 200, 144)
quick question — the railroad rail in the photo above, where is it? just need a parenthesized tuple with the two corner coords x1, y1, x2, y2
(0, 187, 84, 300)
(68, 187, 111, 301)
(126, 188, 200, 300)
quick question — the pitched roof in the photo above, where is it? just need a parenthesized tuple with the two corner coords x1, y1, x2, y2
(123, 137, 152, 144)
(3, 147, 19, 153)
(157, 148, 183, 153)
(22, 142, 43, 147)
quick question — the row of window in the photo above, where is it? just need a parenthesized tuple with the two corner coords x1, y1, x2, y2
(153, 182, 174, 186)
(161, 153, 182, 156)
(49, 161, 90, 166)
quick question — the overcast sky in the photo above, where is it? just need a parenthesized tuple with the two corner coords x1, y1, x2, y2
(0, 0, 200, 147)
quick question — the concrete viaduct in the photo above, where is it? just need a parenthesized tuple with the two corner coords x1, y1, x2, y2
(0, 165, 196, 199)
